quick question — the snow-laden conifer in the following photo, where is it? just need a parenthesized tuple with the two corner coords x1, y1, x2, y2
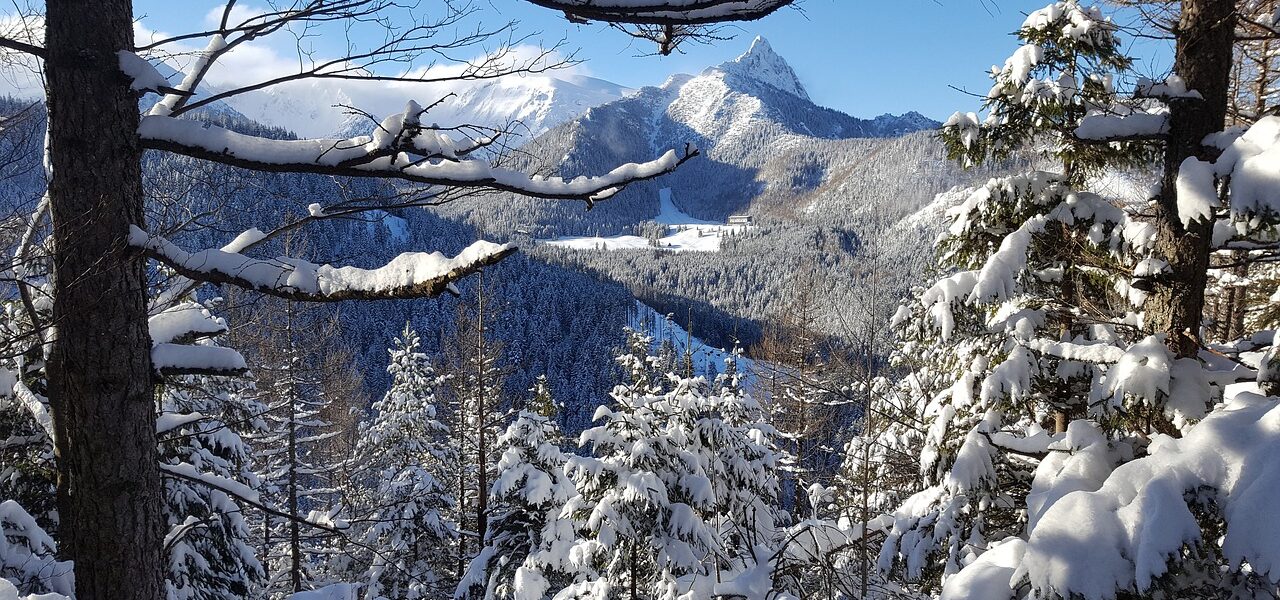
(349, 323, 455, 599)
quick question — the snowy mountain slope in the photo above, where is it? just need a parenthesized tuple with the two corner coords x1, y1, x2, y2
(539, 188, 748, 252)
(218, 72, 632, 139)
(629, 300, 754, 384)
(434, 36, 944, 238)
(422, 38, 1044, 348)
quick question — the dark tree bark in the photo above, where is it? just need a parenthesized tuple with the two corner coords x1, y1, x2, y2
(1149, 0, 1235, 359)
(44, 1, 164, 599)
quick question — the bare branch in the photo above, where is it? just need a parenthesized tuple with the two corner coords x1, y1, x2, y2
(0, 34, 43, 57)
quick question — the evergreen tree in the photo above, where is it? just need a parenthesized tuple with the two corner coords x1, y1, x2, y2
(878, 1, 1167, 589)
(456, 408, 574, 600)
(562, 338, 788, 599)
(349, 323, 455, 599)
(939, 0, 1149, 183)
(875, 2, 1280, 598)
(157, 372, 265, 600)
(564, 361, 717, 600)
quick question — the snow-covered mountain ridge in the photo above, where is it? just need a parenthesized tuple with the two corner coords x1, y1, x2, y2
(438, 36, 945, 236)
(224, 72, 633, 140)
(717, 36, 810, 101)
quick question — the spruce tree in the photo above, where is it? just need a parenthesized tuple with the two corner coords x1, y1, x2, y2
(349, 323, 455, 600)
(879, 0, 1165, 587)
(457, 408, 574, 600)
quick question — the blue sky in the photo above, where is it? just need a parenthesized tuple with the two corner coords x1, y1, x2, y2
(130, 0, 1174, 121)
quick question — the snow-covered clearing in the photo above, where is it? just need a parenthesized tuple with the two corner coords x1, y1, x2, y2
(539, 188, 748, 252)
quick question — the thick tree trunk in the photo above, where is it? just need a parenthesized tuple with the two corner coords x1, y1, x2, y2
(44, 1, 163, 599)
(1148, 0, 1235, 359)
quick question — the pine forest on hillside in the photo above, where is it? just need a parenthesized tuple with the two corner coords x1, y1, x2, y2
(4, 1, 1280, 599)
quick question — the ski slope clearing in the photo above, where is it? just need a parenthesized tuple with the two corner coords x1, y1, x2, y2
(539, 188, 748, 252)
(630, 301, 754, 383)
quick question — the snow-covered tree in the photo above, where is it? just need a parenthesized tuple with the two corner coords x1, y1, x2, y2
(876, 2, 1280, 598)
(155, 306, 266, 600)
(559, 334, 792, 599)
(347, 323, 455, 599)
(939, 0, 1150, 184)
(877, 0, 1168, 589)
(564, 376, 718, 599)
(0, 499, 72, 597)
(456, 409, 574, 600)
(8, 0, 790, 592)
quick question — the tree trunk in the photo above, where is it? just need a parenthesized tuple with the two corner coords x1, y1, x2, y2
(1148, 0, 1235, 359)
(476, 273, 488, 546)
(288, 308, 302, 594)
(44, 1, 163, 598)
(630, 541, 639, 600)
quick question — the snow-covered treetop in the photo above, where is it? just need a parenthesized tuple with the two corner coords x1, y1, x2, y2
(721, 36, 809, 100)
(1021, 1, 1114, 44)
(941, 0, 1144, 183)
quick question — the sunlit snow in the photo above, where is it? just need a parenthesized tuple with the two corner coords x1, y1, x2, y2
(539, 188, 748, 252)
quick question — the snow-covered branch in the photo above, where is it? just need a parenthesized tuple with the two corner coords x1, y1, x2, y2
(1075, 111, 1169, 142)
(138, 103, 698, 204)
(524, 0, 796, 25)
(151, 344, 248, 378)
(129, 225, 517, 302)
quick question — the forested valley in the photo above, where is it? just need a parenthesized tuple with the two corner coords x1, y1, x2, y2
(4, 1, 1280, 599)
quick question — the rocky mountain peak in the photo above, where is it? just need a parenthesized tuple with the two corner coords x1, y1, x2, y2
(720, 36, 809, 100)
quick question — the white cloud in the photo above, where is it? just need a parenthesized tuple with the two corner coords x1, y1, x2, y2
(203, 3, 271, 29)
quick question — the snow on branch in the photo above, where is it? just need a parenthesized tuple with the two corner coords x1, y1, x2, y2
(147, 302, 244, 378)
(129, 225, 517, 302)
(524, 0, 796, 25)
(152, 343, 248, 378)
(138, 102, 698, 204)
(149, 302, 228, 345)
(1017, 392, 1280, 598)
(118, 51, 185, 95)
(160, 462, 260, 506)
(1075, 109, 1169, 142)
(12, 381, 53, 440)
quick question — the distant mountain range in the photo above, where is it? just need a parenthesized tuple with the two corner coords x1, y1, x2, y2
(431, 35, 949, 238)
(148, 35, 935, 146)
(231, 72, 634, 140)
(151, 35, 974, 349)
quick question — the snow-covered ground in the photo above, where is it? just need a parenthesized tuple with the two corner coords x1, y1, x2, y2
(629, 300, 754, 385)
(539, 188, 748, 252)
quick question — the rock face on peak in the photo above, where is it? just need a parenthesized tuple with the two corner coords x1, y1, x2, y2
(719, 36, 810, 100)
